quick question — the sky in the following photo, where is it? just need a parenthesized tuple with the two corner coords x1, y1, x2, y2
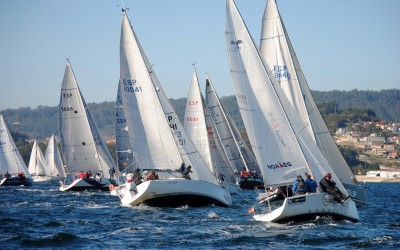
(0, 0, 399, 110)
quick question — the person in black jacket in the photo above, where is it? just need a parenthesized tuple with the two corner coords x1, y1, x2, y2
(182, 165, 192, 180)
(319, 173, 350, 202)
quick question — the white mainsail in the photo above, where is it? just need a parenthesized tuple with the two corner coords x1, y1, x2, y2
(59, 60, 115, 179)
(225, 0, 345, 189)
(28, 140, 49, 177)
(119, 10, 218, 184)
(44, 134, 65, 178)
(205, 75, 260, 175)
(0, 114, 31, 178)
(115, 82, 135, 173)
(184, 68, 213, 172)
(259, 0, 360, 189)
(183, 69, 236, 184)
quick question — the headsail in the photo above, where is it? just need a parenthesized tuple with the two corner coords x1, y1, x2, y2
(115, 82, 135, 173)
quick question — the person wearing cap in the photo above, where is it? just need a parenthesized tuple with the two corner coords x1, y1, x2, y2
(292, 175, 307, 195)
(319, 173, 349, 202)
(305, 173, 317, 193)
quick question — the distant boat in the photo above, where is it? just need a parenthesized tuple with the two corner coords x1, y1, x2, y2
(58, 60, 116, 191)
(114, 9, 231, 207)
(184, 67, 239, 194)
(28, 140, 53, 182)
(0, 113, 33, 186)
(225, 0, 359, 222)
(259, 0, 367, 204)
(204, 74, 263, 189)
(44, 134, 66, 181)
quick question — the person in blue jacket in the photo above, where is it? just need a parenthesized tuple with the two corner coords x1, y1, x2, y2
(292, 175, 307, 195)
(304, 173, 317, 193)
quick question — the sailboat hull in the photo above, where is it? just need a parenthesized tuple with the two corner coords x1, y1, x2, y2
(32, 176, 65, 182)
(116, 179, 232, 207)
(0, 177, 33, 186)
(59, 178, 111, 191)
(219, 182, 240, 194)
(343, 183, 369, 204)
(253, 192, 359, 223)
(239, 177, 264, 190)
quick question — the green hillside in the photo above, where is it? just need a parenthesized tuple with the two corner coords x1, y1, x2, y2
(1, 89, 399, 140)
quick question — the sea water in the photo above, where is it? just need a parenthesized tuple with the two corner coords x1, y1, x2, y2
(0, 182, 399, 249)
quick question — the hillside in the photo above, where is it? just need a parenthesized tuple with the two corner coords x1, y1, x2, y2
(1, 89, 399, 140)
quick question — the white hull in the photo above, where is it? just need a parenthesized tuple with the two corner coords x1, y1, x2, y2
(253, 192, 359, 223)
(33, 176, 65, 182)
(219, 182, 240, 194)
(59, 178, 111, 192)
(115, 179, 232, 207)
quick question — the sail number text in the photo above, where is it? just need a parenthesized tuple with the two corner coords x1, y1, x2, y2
(123, 79, 142, 93)
(273, 65, 291, 79)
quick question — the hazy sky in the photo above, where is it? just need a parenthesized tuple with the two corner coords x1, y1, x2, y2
(0, 0, 399, 110)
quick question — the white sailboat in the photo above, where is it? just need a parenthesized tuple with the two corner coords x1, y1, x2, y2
(259, 0, 368, 204)
(0, 113, 33, 186)
(58, 60, 117, 191)
(114, 9, 231, 207)
(116, 9, 232, 206)
(184, 68, 239, 194)
(44, 134, 66, 181)
(225, 0, 359, 222)
(28, 140, 53, 182)
(205, 74, 263, 190)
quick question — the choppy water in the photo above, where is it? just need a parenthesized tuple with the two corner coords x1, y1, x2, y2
(0, 182, 399, 249)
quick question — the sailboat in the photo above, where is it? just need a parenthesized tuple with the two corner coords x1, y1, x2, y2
(259, 0, 368, 204)
(58, 60, 117, 191)
(114, 8, 231, 207)
(225, 0, 359, 222)
(205, 74, 263, 190)
(44, 134, 66, 181)
(0, 113, 33, 186)
(184, 68, 239, 194)
(28, 140, 52, 182)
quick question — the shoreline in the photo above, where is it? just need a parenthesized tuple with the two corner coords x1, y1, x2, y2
(355, 175, 400, 183)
